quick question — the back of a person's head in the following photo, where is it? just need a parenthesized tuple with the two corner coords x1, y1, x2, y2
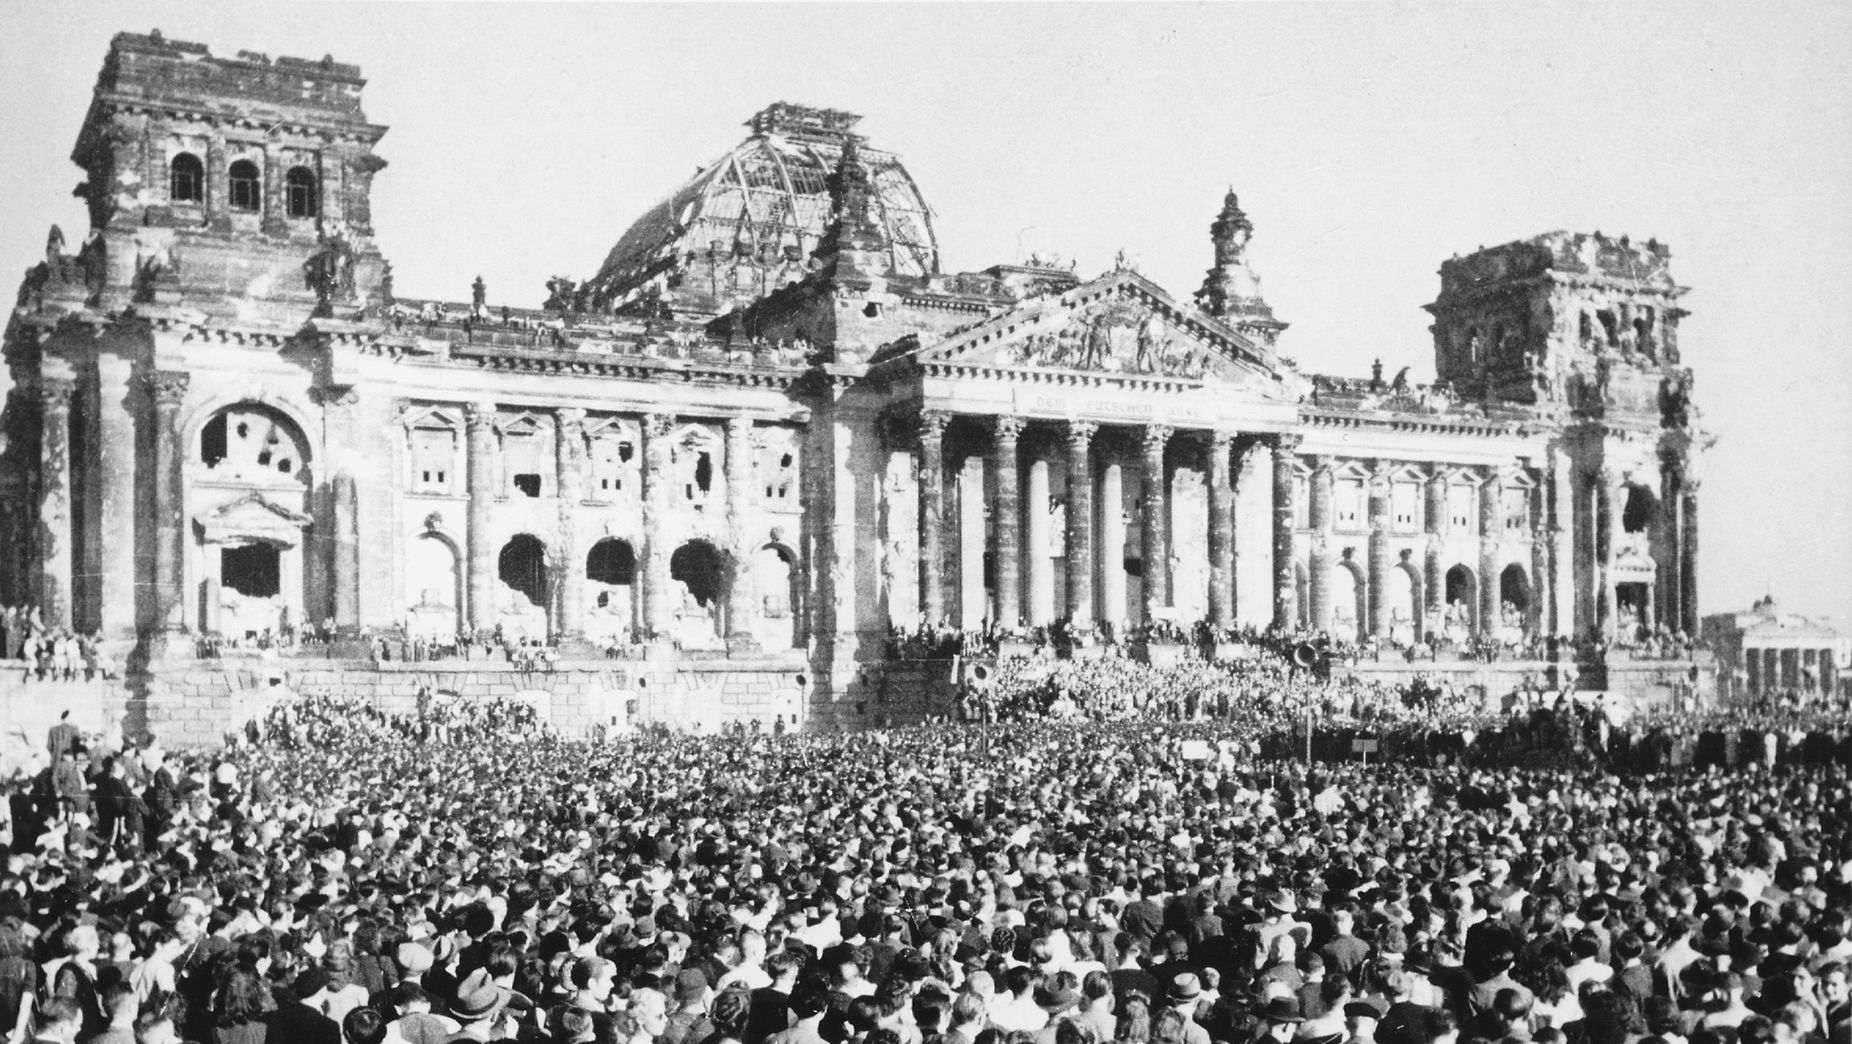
(1613, 932, 1644, 963)
(1734, 1016, 1774, 1044)
(1053, 1020, 1095, 1044)
(1419, 1008, 1457, 1044)
(951, 991, 987, 1028)
(1081, 971, 1112, 1003)
(1149, 1008, 1186, 1044)
(342, 1007, 387, 1044)
(1569, 932, 1600, 962)
(1006, 964, 1038, 997)
(1115, 995, 1152, 1044)
(101, 983, 137, 1021)
(767, 947, 802, 979)
(1321, 972, 1351, 1007)
(1492, 988, 1530, 1024)
(711, 985, 752, 1033)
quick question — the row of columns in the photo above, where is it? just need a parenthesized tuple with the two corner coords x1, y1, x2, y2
(1300, 455, 1527, 639)
(917, 413, 1282, 632)
(910, 416, 1597, 642)
(460, 407, 762, 644)
(1746, 646, 1838, 696)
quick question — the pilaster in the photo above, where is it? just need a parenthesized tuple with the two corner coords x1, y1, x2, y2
(1139, 425, 1172, 624)
(991, 416, 1024, 629)
(1207, 431, 1236, 631)
(145, 371, 190, 635)
(1366, 460, 1390, 639)
(464, 402, 497, 631)
(1065, 421, 1098, 629)
(916, 410, 948, 625)
(1271, 434, 1300, 630)
(36, 376, 76, 630)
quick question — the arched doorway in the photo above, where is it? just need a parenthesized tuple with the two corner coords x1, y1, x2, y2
(752, 544, 801, 649)
(191, 403, 313, 638)
(1444, 564, 1476, 636)
(1499, 564, 1531, 635)
(585, 538, 637, 644)
(497, 534, 549, 638)
(669, 540, 726, 647)
(406, 533, 461, 640)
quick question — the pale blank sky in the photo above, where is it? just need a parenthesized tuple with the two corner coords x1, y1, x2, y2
(2, 2, 1848, 627)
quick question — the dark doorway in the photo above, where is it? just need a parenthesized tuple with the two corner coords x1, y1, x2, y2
(499, 535, 548, 608)
(221, 544, 280, 598)
(670, 540, 725, 607)
(587, 539, 636, 586)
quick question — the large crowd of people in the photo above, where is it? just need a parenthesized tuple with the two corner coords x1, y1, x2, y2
(0, 680, 1845, 1044)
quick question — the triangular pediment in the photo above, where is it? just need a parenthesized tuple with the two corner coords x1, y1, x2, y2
(194, 492, 313, 547)
(897, 270, 1288, 390)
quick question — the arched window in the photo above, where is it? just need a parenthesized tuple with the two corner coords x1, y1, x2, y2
(285, 166, 318, 219)
(170, 153, 205, 204)
(228, 160, 261, 212)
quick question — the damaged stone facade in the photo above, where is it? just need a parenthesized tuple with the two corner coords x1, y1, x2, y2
(0, 32, 1711, 740)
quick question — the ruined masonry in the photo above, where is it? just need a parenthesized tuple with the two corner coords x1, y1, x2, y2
(0, 33, 1712, 744)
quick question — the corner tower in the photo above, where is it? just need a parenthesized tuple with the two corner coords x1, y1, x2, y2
(63, 30, 391, 321)
(1429, 233, 1706, 642)
(1195, 189, 1287, 351)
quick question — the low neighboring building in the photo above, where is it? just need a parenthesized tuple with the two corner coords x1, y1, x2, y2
(1703, 597, 1841, 703)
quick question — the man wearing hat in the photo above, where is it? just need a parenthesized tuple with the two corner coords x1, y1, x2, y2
(661, 969, 714, 1044)
(447, 968, 512, 1042)
(1248, 997, 1304, 1044)
(1165, 974, 1212, 1044)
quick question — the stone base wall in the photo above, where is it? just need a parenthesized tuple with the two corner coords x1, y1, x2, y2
(0, 646, 899, 750)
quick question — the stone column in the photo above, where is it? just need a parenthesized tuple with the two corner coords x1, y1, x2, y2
(323, 387, 361, 635)
(1233, 439, 1262, 624)
(1100, 458, 1128, 629)
(1658, 462, 1683, 634)
(465, 402, 497, 631)
(641, 413, 675, 638)
(146, 372, 189, 634)
(556, 407, 588, 641)
(1530, 476, 1550, 637)
(1271, 435, 1300, 630)
(915, 411, 949, 626)
(1307, 456, 1333, 632)
(1596, 468, 1617, 641)
(723, 417, 758, 648)
(1549, 447, 1575, 643)
(1424, 468, 1448, 620)
(1065, 421, 1097, 629)
(95, 356, 138, 640)
(261, 143, 287, 235)
(1821, 648, 1836, 698)
(1026, 451, 1054, 626)
(35, 377, 75, 630)
(958, 453, 987, 627)
(1207, 431, 1236, 631)
(205, 135, 229, 229)
(1478, 468, 1502, 636)
(331, 472, 360, 633)
(1680, 479, 1699, 635)
(991, 416, 1023, 629)
(1366, 460, 1390, 639)
(1139, 425, 1172, 624)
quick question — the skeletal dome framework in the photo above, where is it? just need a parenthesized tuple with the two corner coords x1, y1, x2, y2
(587, 103, 939, 317)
